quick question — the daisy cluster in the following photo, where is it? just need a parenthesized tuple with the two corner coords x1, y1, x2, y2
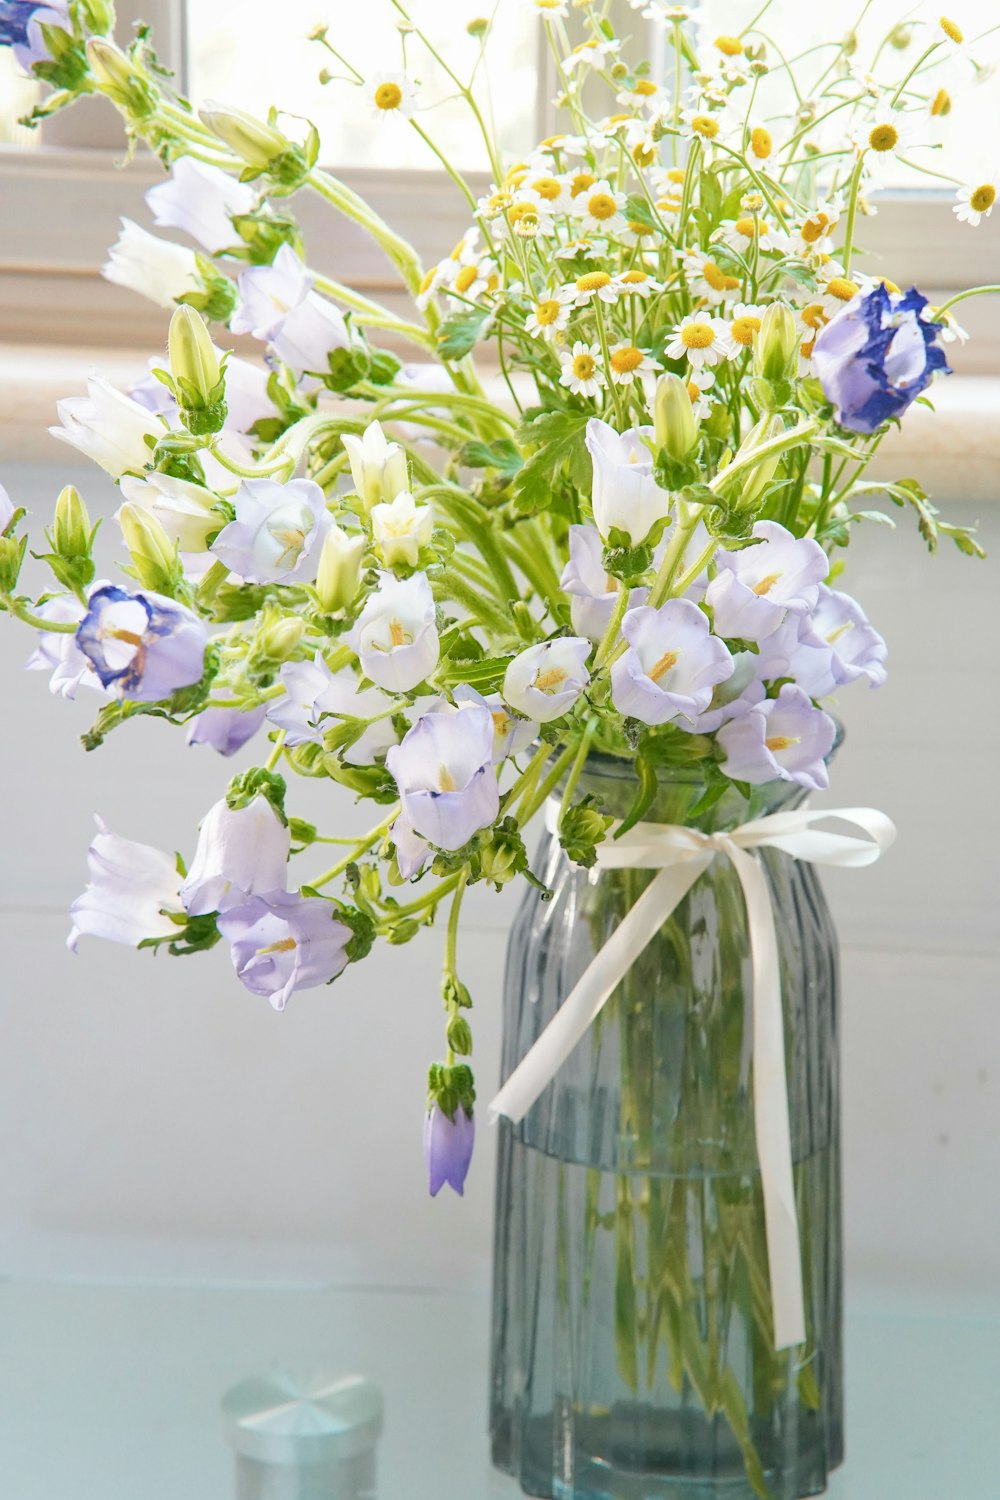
(0, 0, 990, 1193)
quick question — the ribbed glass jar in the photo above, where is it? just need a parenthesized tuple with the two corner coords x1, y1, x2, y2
(490, 752, 843, 1500)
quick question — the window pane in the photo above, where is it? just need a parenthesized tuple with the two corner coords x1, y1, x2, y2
(187, 0, 542, 172)
(666, 1, 1000, 192)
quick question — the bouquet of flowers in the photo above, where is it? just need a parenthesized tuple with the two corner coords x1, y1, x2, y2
(0, 0, 993, 1220)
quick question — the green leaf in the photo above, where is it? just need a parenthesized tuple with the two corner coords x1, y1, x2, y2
(623, 194, 657, 232)
(512, 410, 591, 516)
(436, 306, 491, 360)
(460, 438, 524, 481)
(615, 745, 658, 838)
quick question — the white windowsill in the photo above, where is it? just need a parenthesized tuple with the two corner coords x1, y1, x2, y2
(0, 343, 996, 504)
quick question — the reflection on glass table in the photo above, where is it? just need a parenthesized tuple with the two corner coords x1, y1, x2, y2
(0, 1281, 996, 1499)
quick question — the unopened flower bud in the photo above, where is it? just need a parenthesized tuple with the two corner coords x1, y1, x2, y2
(887, 23, 912, 50)
(257, 614, 306, 665)
(199, 104, 290, 170)
(735, 414, 785, 511)
(446, 1014, 473, 1056)
(86, 37, 157, 115)
(0, 533, 27, 594)
(654, 373, 699, 460)
(167, 306, 227, 436)
(118, 501, 183, 594)
(315, 522, 365, 613)
(52, 485, 93, 562)
(753, 302, 798, 383)
(80, 0, 116, 30)
(466, 17, 489, 37)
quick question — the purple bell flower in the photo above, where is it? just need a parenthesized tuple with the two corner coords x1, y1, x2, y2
(813, 284, 950, 435)
(187, 704, 266, 756)
(423, 1103, 475, 1197)
(1, 2, 69, 70)
(217, 890, 352, 1011)
(75, 584, 208, 703)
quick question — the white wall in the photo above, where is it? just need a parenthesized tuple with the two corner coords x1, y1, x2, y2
(0, 459, 997, 1306)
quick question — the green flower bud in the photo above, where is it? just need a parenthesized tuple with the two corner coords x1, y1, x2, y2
(199, 104, 291, 170)
(753, 302, 798, 384)
(466, 16, 489, 37)
(52, 485, 93, 563)
(654, 372, 699, 461)
(446, 1014, 474, 1056)
(257, 614, 306, 665)
(168, 306, 228, 436)
(118, 501, 183, 595)
(0, 534, 27, 595)
(315, 522, 365, 613)
(735, 414, 786, 511)
(79, 0, 116, 31)
(85, 37, 157, 116)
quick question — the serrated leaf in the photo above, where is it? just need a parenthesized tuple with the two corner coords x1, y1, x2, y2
(461, 438, 524, 480)
(512, 410, 591, 516)
(436, 307, 490, 360)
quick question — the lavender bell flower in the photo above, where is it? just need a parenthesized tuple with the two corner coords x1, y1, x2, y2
(25, 592, 109, 699)
(211, 478, 330, 584)
(187, 705, 266, 756)
(585, 418, 671, 546)
(800, 585, 888, 690)
(813, 284, 950, 435)
(75, 584, 208, 703)
(0, 482, 14, 530)
(145, 157, 256, 254)
(675, 651, 767, 734)
(717, 683, 836, 792)
(222, 356, 276, 436)
(180, 794, 290, 916)
(68, 816, 185, 952)
(390, 807, 432, 880)
(424, 1103, 475, 1197)
(453, 684, 536, 764)
(266, 653, 397, 764)
(386, 705, 499, 850)
(705, 520, 828, 643)
(230, 243, 349, 376)
(217, 891, 351, 1011)
(611, 599, 734, 726)
(503, 637, 591, 724)
(348, 572, 440, 693)
(560, 523, 648, 643)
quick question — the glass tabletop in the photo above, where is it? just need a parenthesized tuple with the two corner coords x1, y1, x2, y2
(0, 1279, 996, 1499)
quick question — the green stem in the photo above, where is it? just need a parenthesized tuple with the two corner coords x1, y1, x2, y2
(840, 153, 866, 275)
(556, 717, 598, 827)
(311, 807, 401, 888)
(934, 284, 1000, 319)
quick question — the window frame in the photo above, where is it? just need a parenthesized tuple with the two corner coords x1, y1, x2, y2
(0, 0, 996, 367)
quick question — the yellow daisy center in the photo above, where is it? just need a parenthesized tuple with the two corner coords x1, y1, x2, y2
(801, 212, 831, 244)
(666, 167, 686, 184)
(750, 127, 772, 159)
(714, 34, 744, 56)
(374, 81, 403, 111)
(586, 192, 619, 221)
(627, 220, 655, 238)
(453, 265, 479, 293)
(735, 215, 767, 237)
(534, 299, 561, 326)
(691, 114, 720, 139)
(620, 269, 649, 285)
(800, 304, 827, 330)
(970, 184, 996, 212)
(570, 172, 596, 198)
(930, 87, 951, 117)
(531, 176, 562, 201)
(826, 276, 859, 301)
(801, 335, 817, 359)
(649, 649, 680, 682)
(611, 346, 645, 373)
(940, 16, 963, 43)
(507, 201, 536, 225)
(731, 314, 762, 346)
(681, 323, 715, 350)
(869, 122, 899, 152)
(686, 380, 701, 403)
(657, 194, 683, 213)
(418, 266, 438, 295)
(633, 79, 659, 96)
(702, 259, 740, 292)
(576, 271, 612, 293)
(572, 353, 597, 379)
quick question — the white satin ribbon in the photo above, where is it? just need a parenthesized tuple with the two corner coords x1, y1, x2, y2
(489, 801, 896, 1351)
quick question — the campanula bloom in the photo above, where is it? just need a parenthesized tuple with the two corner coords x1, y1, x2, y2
(424, 1103, 475, 1197)
(675, 651, 768, 734)
(348, 571, 440, 693)
(118, 471, 222, 553)
(717, 683, 836, 792)
(217, 891, 352, 1011)
(187, 705, 266, 756)
(503, 637, 591, 723)
(50, 375, 163, 479)
(75, 584, 208, 703)
(145, 157, 256, 254)
(386, 704, 499, 850)
(25, 592, 109, 699)
(211, 478, 330, 584)
(341, 420, 409, 512)
(452, 684, 537, 764)
(812, 284, 950, 435)
(180, 794, 290, 916)
(266, 654, 397, 764)
(371, 490, 433, 568)
(68, 816, 185, 953)
(706, 521, 828, 643)
(230, 243, 349, 376)
(102, 219, 203, 310)
(611, 599, 734, 726)
(800, 585, 888, 689)
(560, 523, 648, 643)
(390, 807, 432, 879)
(585, 418, 671, 546)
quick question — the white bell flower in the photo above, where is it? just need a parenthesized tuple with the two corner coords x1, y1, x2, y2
(180, 795, 290, 917)
(102, 219, 203, 310)
(503, 637, 592, 723)
(371, 490, 433, 568)
(347, 571, 440, 693)
(50, 376, 162, 479)
(341, 420, 409, 512)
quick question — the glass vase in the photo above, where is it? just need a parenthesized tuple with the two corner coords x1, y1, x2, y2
(490, 752, 843, 1500)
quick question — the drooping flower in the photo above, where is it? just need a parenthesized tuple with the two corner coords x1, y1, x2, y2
(348, 572, 440, 693)
(266, 654, 397, 764)
(812, 284, 951, 434)
(145, 157, 256, 253)
(180, 794, 290, 916)
(717, 683, 836, 791)
(424, 1104, 475, 1197)
(75, 584, 208, 703)
(25, 593, 108, 699)
(50, 376, 162, 479)
(210, 478, 330, 584)
(230, 243, 349, 376)
(223, 356, 277, 435)
(611, 599, 734, 726)
(705, 521, 829, 643)
(371, 491, 433, 568)
(586, 419, 671, 546)
(187, 704, 266, 756)
(102, 219, 204, 310)
(118, 471, 222, 553)
(561, 524, 622, 643)
(452, 684, 537, 764)
(386, 705, 499, 850)
(503, 637, 591, 723)
(217, 891, 351, 1011)
(341, 420, 409, 512)
(390, 807, 432, 879)
(68, 816, 185, 953)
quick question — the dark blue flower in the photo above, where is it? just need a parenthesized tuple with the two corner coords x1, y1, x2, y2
(423, 1103, 475, 1197)
(76, 583, 208, 703)
(0, 3, 41, 47)
(1, 2, 69, 68)
(813, 284, 950, 435)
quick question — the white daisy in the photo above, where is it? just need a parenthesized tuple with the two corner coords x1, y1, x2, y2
(929, 307, 970, 344)
(556, 270, 621, 308)
(678, 107, 729, 145)
(524, 171, 573, 213)
(791, 198, 843, 257)
(368, 71, 419, 121)
(573, 180, 628, 236)
(687, 367, 716, 420)
(446, 256, 500, 303)
(724, 302, 768, 357)
(683, 249, 741, 305)
(613, 268, 663, 299)
(794, 300, 831, 374)
(717, 214, 788, 255)
(616, 78, 670, 113)
(416, 261, 446, 312)
(664, 313, 732, 369)
(525, 297, 571, 339)
(619, 215, 661, 249)
(852, 106, 920, 170)
(929, 15, 973, 60)
(953, 173, 998, 227)
(526, 0, 569, 15)
(564, 37, 621, 72)
(559, 342, 606, 398)
(608, 342, 657, 386)
(554, 237, 600, 262)
(815, 263, 865, 315)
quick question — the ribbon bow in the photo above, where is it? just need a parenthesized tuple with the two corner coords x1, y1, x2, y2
(489, 803, 896, 1350)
